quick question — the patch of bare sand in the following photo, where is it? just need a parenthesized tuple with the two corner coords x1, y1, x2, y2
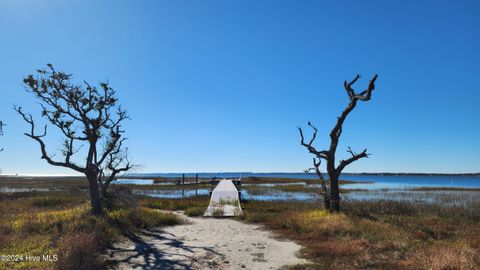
(108, 212, 307, 269)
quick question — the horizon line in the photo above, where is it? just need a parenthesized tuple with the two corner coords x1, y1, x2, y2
(1, 171, 479, 177)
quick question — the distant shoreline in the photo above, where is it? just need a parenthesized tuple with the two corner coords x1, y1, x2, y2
(125, 172, 480, 177)
(349, 172, 480, 177)
(2, 172, 479, 178)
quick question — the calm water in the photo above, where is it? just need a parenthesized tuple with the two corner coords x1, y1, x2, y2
(126, 173, 480, 189)
(122, 173, 480, 204)
(1, 173, 478, 205)
(133, 188, 317, 201)
(113, 179, 155, 185)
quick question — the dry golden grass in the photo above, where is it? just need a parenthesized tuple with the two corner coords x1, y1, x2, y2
(236, 199, 480, 270)
(414, 241, 479, 270)
(0, 189, 184, 270)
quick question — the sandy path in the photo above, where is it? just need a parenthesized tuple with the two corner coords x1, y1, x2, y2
(108, 212, 307, 270)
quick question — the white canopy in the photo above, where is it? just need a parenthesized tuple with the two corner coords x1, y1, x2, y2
(204, 179, 243, 217)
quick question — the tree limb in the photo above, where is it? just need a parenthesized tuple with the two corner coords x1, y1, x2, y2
(15, 105, 86, 173)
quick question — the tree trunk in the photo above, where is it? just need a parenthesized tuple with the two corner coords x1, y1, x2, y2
(328, 172, 341, 212)
(87, 174, 103, 215)
(323, 193, 331, 210)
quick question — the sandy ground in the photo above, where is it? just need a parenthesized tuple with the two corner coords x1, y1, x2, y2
(108, 212, 307, 270)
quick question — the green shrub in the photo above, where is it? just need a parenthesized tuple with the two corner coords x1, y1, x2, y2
(212, 207, 224, 217)
(108, 207, 184, 230)
(142, 200, 170, 210)
(185, 207, 205, 217)
(103, 185, 138, 210)
(141, 198, 208, 211)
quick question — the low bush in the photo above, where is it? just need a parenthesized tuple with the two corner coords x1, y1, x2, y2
(185, 206, 205, 217)
(108, 207, 184, 230)
(103, 185, 138, 210)
(141, 197, 208, 211)
(55, 232, 106, 270)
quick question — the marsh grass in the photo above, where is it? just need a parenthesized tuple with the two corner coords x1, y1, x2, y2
(108, 207, 184, 229)
(0, 176, 87, 190)
(212, 207, 225, 217)
(29, 195, 81, 208)
(140, 195, 209, 210)
(184, 206, 205, 217)
(2, 176, 479, 269)
(219, 198, 239, 206)
(0, 186, 185, 270)
(413, 187, 480, 192)
(236, 199, 480, 269)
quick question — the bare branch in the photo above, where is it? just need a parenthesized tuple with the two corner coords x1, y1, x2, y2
(15, 105, 85, 173)
(356, 74, 378, 101)
(344, 74, 360, 99)
(298, 124, 328, 160)
(338, 148, 370, 173)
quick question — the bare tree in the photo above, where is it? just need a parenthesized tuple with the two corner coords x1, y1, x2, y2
(298, 74, 378, 212)
(15, 64, 132, 215)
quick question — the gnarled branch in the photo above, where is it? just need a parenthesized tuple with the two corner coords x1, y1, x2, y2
(15, 105, 85, 173)
(298, 122, 328, 160)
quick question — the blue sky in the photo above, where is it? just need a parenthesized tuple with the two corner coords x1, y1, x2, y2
(0, 0, 479, 175)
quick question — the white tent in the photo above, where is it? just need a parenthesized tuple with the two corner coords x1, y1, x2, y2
(204, 179, 243, 217)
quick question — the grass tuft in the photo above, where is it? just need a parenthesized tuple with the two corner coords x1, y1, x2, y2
(108, 207, 185, 230)
(185, 206, 205, 217)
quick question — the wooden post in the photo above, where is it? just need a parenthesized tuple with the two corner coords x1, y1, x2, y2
(196, 173, 198, 184)
(182, 174, 185, 185)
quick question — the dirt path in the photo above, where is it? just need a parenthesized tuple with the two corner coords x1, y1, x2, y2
(108, 212, 307, 270)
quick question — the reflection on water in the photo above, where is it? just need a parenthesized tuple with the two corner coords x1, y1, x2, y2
(127, 173, 480, 188)
(113, 179, 155, 185)
(131, 184, 480, 207)
(114, 178, 480, 191)
(242, 190, 317, 201)
(243, 182, 307, 187)
(341, 182, 422, 190)
(133, 188, 318, 201)
(134, 189, 210, 198)
(112, 179, 177, 185)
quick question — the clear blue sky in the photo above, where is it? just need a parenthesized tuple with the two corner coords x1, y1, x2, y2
(0, 0, 479, 175)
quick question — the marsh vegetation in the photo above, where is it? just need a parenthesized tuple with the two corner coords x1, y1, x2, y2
(0, 177, 185, 270)
(1, 175, 479, 269)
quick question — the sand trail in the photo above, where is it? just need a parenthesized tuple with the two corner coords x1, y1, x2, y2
(108, 212, 307, 270)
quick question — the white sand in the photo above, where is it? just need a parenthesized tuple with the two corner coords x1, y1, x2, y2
(108, 212, 307, 269)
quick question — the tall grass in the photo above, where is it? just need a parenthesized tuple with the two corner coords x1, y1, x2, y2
(236, 199, 480, 269)
(0, 189, 185, 270)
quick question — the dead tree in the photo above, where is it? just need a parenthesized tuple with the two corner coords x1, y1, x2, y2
(15, 64, 132, 215)
(298, 74, 378, 212)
